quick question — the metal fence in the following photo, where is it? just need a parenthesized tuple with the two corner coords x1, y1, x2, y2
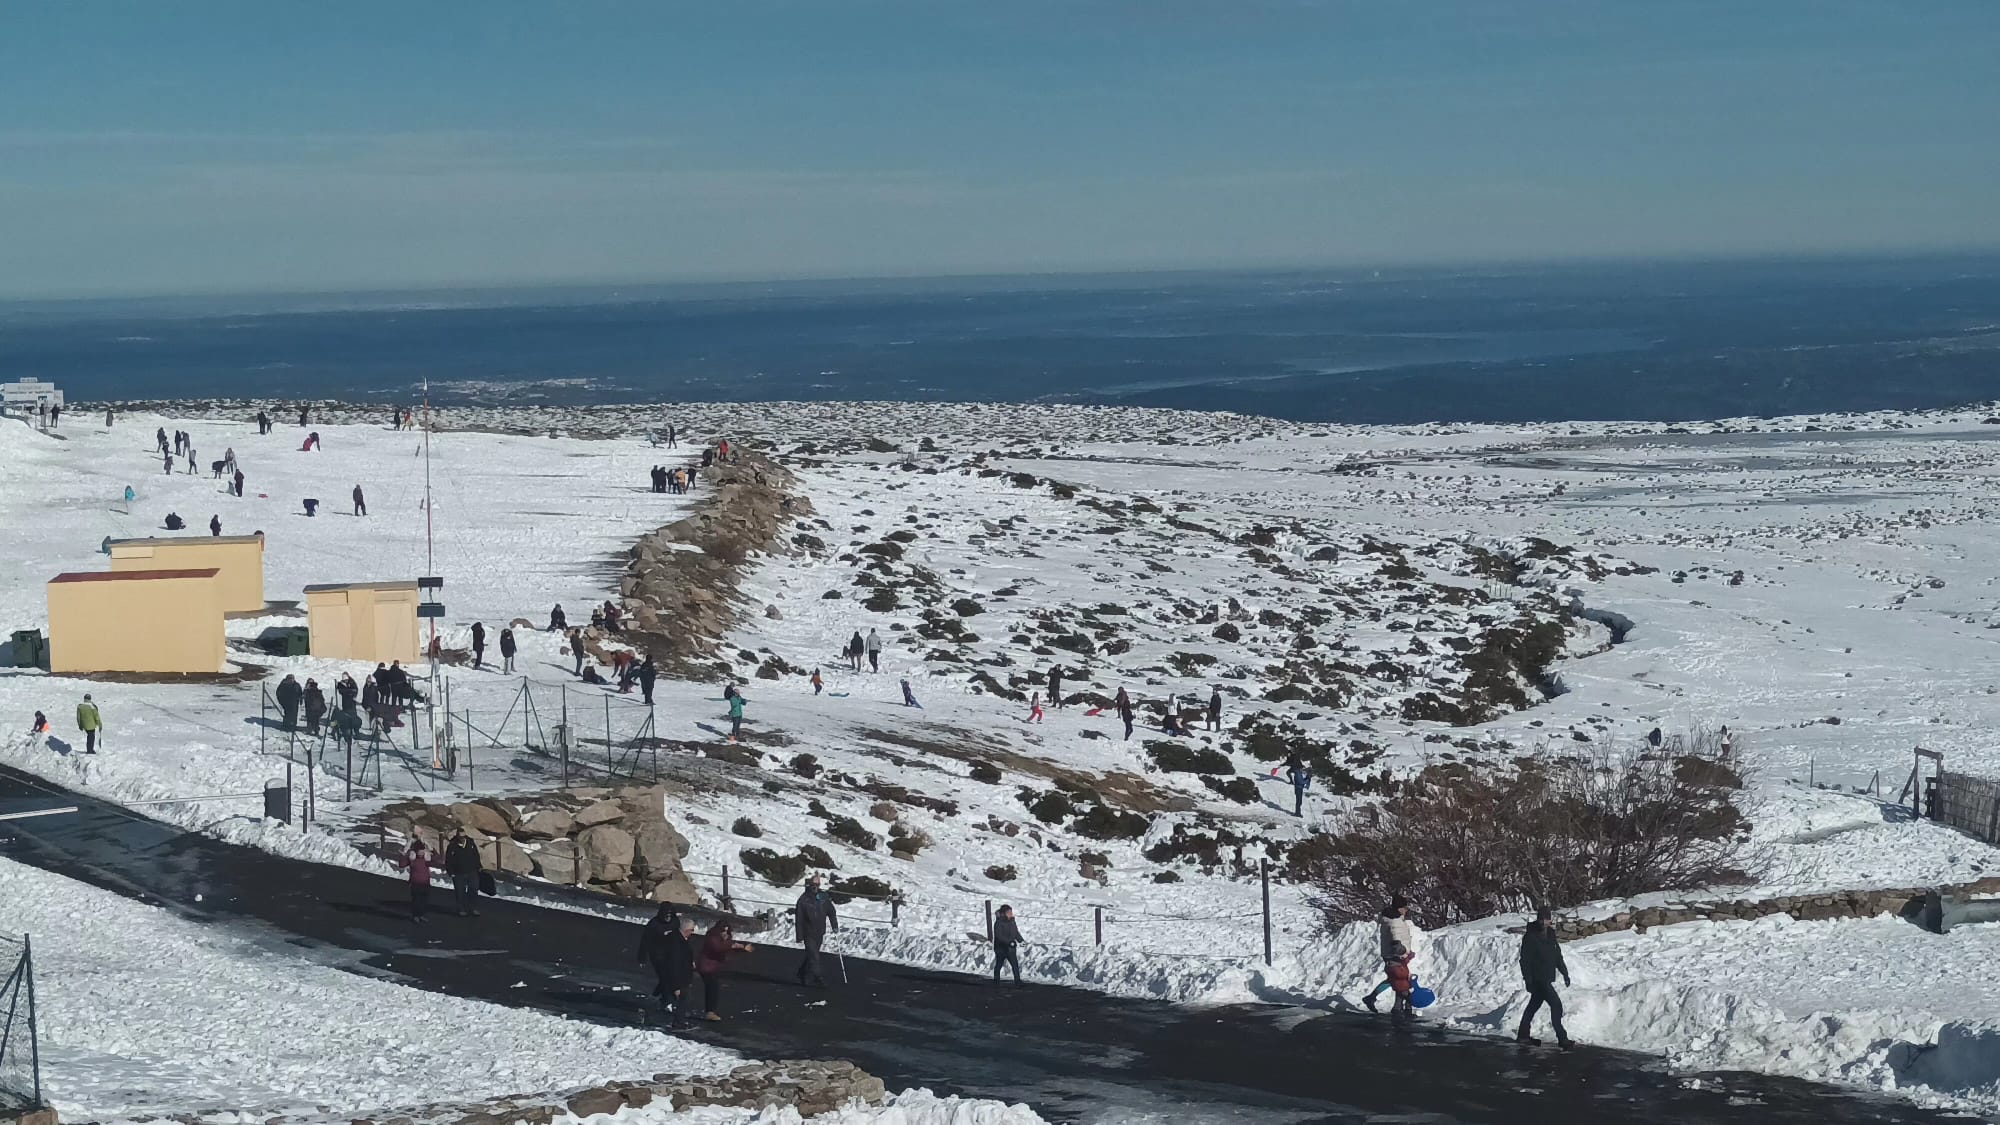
(0, 932, 42, 1111)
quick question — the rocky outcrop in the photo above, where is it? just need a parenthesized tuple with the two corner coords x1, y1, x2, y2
(310, 1060, 888, 1125)
(370, 783, 697, 906)
(621, 450, 812, 675)
(1545, 880, 2000, 940)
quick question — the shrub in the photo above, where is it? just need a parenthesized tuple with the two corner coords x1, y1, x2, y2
(1295, 744, 1753, 930)
(1071, 805, 1148, 840)
(970, 760, 1003, 784)
(798, 844, 838, 869)
(790, 753, 823, 779)
(830, 875, 900, 904)
(985, 865, 1018, 882)
(740, 847, 808, 887)
(1146, 740, 1234, 775)
(1202, 776, 1259, 804)
(731, 817, 763, 838)
(826, 816, 880, 851)
(1021, 788, 1076, 824)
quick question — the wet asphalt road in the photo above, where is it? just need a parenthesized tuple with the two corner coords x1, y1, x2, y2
(0, 765, 1974, 1124)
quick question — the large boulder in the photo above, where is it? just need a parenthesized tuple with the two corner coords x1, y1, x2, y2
(535, 839, 579, 884)
(648, 870, 699, 906)
(574, 799, 626, 828)
(449, 801, 512, 838)
(632, 820, 691, 870)
(473, 797, 521, 829)
(579, 823, 636, 883)
(515, 808, 575, 840)
(485, 836, 535, 876)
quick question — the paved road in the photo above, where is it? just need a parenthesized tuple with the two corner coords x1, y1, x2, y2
(0, 765, 1966, 1124)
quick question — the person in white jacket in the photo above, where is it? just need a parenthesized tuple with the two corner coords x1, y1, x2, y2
(1363, 896, 1415, 1013)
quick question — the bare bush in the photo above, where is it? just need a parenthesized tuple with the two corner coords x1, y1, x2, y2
(1294, 738, 1753, 930)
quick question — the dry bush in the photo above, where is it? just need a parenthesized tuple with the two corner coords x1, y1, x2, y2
(1295, 737, 1753, 929)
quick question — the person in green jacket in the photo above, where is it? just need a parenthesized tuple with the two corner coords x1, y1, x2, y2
(76, 693, 102, 754)
(726, 689, 746, 744)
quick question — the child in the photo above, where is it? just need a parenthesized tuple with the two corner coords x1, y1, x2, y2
(810, 668, 823, 695)
(1027, 691, 1044, 723)
(1384, 940, 1415, 1019)
(31, 711, 48, 734)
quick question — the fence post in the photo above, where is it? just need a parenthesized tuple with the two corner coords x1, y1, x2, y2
(466, 711, 476, 791)
(345, 732, 354, 803)
(1260, 858, 1273, 967)
(1094, 905, 1103, 946)
(24, 934, 41, 1109)
(892, 898, 900, 928)
(722, 865, 732, 911)
(522, 677, 531, 754)
(305, 741, 316, 831)
(604, 692, 613, 777)
(985, 899, 993, 941)
(561, 685, 571, 788)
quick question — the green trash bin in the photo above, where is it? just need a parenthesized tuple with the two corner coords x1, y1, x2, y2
(285, 627, 311, 657)
(10, 628, 43, 668)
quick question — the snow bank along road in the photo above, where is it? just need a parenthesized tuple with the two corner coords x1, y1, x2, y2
(0, 766, 1956, 1125)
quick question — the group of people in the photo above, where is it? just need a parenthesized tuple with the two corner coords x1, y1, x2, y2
(842, 629, 883, 673)
(648, 463, 696, 494)
(31, 399, 62, 430)
(1360, 896, 1574, 1048)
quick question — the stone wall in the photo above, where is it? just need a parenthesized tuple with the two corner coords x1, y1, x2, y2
(374, 784, 697, 906)
(619, 449, 811, 676)
(393, 1061, 886, 1125)
(1551, 875, 2000, 940)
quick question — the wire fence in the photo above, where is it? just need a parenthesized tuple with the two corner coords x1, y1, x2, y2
(0, 932, 42, 1111)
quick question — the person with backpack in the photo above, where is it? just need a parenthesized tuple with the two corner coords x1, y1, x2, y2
(794, 875, 839, 988)
(697, 921, 754, 1022)
(727, 690, 746, 743)
(75, 694, 102, 754)
(444, 828, 483, 917)
(993, 904, 1024, 985)
(1517, 907, 1574, 1048)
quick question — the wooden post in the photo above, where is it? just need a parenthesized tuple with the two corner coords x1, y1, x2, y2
(1094, 905, 1103, 946)
(1260, 858, 1273, 967)
(985, 899, 993, 941)
(892, 898, 900, 928)
(722, 865, 732, 911)
(466, 711, 476, 792)
(561, 686, 571, 788)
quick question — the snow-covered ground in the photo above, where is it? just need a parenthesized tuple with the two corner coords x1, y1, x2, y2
(12, 400, 2000, 1114)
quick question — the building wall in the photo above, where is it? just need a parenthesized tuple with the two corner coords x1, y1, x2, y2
(109, 536, 264, 614)
(47, 572, 225, 674)
(306, 584, 420, 663)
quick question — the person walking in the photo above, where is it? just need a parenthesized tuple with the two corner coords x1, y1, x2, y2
(568, 627, 586, 676)
(398, 836, 434, 923)
(1115, 687, 1134, 741)
(209, 514, 222, 537)
(845, 631, 863, 672)
(275, 673, 303, 731)
(865, 628, 882, 673)
(638, 654, 657, 705)
(1207, 687, 1223, 732)
(444, 828, 483, 917)
(1284, 751, 1310, 817)
(727, 689, 746, 743)
(794, 875, 839, 987)
(232, 468, 244, 498)
(637, 907, 695, 1026)
(992, 904, 1024, 985)
(900, 678, 921, 709)
(76, 693, 102, 754)
(303, 678, 327, 735)
(470, 621, 486, 670)
(1363, 896, 1414, 1013)
(697, 921, 754, 1022)
(1517, 907, 1573, 1048)
(353, 484, 367, 517)
(1027, 692, 1044, 723)
(1048, 666, 1064, 709)
(810, 668, 823, 695)
(498, 626, 517, 673)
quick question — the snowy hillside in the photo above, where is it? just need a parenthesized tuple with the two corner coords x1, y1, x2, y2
(11, 398, 2000, 1113)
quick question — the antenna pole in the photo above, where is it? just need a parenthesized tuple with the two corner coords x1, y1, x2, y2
(423, 378, 436, 651)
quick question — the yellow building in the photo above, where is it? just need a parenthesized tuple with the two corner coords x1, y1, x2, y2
(305, 581, 421, 664)
(47, 569, 226, 674)
(108, 534, 266, 615)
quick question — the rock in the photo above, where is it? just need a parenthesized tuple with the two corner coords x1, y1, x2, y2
(535, 839, 579, 884)
(473, 797, 521, 828)
(449, 801, 512, 838)
(565, 1087, 624, 1119)
(484, 836, 534, 876)
(515, 808, 575, 840)
(580, 823, 637, 871)
(649, 872, 699, 905)
(632, 821, 690, 874)
(764, 604, 782, 620)
(574, 799, 626, 827)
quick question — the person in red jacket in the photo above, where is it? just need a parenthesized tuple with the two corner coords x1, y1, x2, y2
(1384, 940, 1415, 1020)
(397, 837, 433, 923)
(696, 922, 755, 1022)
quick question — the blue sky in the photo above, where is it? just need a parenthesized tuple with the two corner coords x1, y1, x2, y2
(2, 1, 1997, 297)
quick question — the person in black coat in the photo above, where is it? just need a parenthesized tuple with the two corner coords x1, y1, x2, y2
(1207, 688, 1223, 731)
(274, 674, 303, 730)
(993, 904, 1024, 984)
(638, 654, 657, 705)
(1047, 666, 1063, 710)
(470, 622, 486, 670)
(444, 829, 483, 917)
(549, 603, 567, 632)
(499, 626, 517, 673)
(794, 876, 839, 988)
(1517, 907, 1573, 1048)
(302, 679, 327, 735)
(637, 907, 696, 1026)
